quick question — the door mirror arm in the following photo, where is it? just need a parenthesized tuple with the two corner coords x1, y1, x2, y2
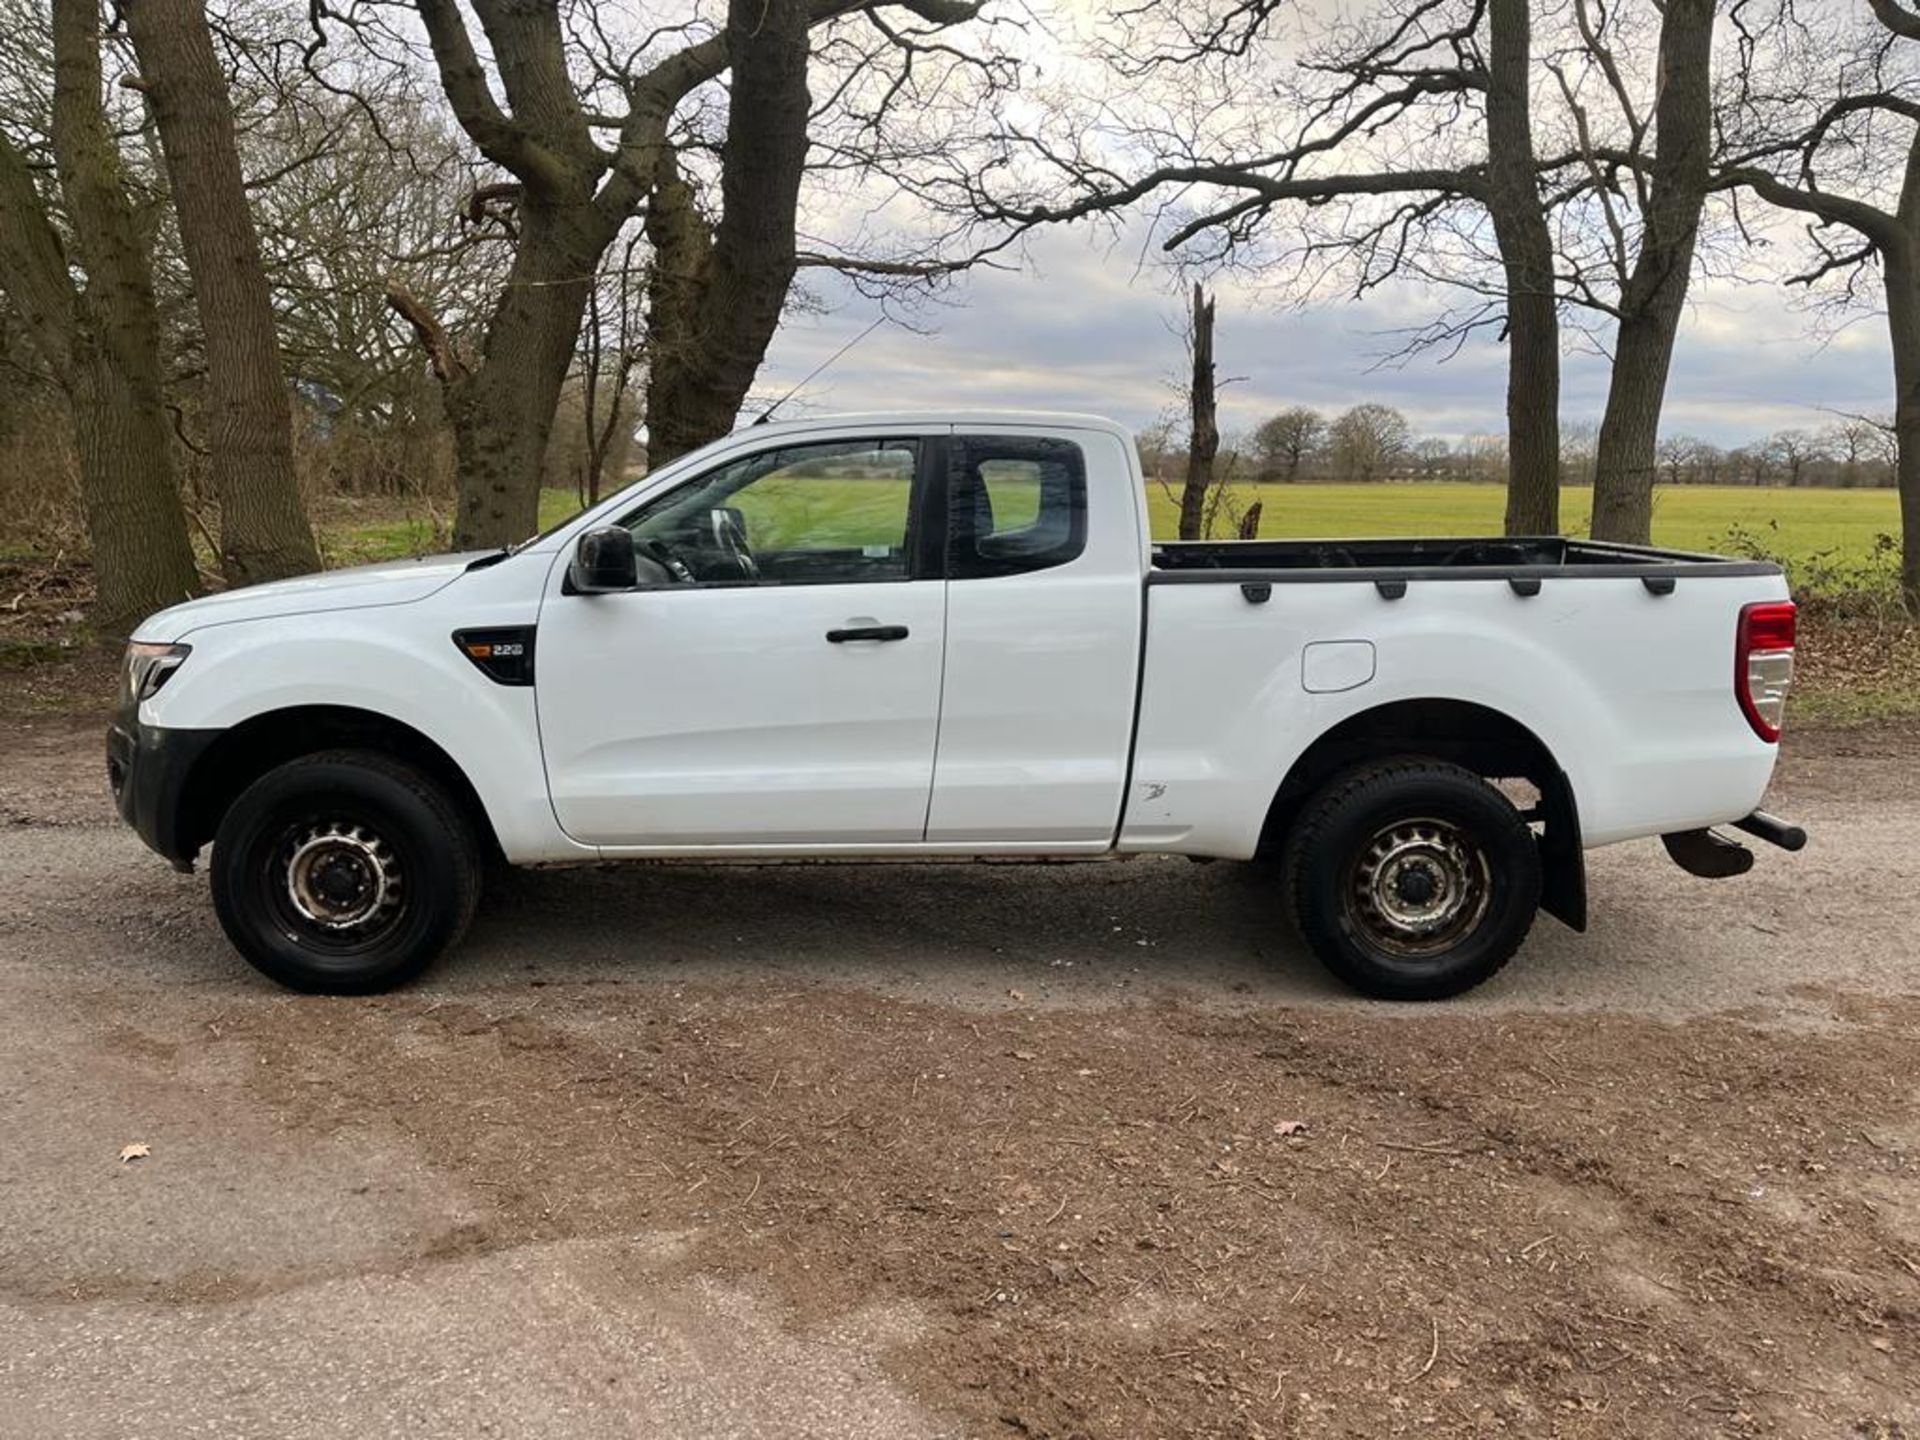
(567, 526, 639, 594)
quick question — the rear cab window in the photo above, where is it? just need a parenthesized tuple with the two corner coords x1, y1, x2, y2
(947, 435, 1088, 578)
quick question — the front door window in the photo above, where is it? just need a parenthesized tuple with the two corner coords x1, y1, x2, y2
(623, 439, 921, 585)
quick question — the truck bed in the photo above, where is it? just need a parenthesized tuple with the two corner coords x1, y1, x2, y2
(1126, 531, 1791, 858)
(1151, 535, 1781, 583)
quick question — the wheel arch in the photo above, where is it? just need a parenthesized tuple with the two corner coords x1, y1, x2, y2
(174, 704, 504, 866)
(1259, 697, 1586, 932)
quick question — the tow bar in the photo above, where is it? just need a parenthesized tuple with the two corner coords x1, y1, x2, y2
(1662, 809, 1807, 879)
(1729, 809, 1807, 852)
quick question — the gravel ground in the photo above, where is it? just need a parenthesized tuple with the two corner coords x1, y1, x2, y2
(1, 713, 1916, 1438)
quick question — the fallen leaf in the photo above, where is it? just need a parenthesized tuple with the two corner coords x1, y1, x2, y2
(118, 1142, 151, 1164)
(1274, 1120, 1308, 1137)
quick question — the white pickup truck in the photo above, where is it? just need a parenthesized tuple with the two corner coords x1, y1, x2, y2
(108, 412, 1805, 999)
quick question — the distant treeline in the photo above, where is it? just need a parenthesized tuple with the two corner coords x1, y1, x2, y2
(1137, 405, 1899, 490)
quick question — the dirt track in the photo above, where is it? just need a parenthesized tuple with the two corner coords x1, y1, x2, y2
(1, 714, 1916, 1438)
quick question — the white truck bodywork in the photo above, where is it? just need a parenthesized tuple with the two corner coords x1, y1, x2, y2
(127, 411, 1788, 870)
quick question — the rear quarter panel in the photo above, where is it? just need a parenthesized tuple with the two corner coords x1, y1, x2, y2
(1123, 571, 1792, 857)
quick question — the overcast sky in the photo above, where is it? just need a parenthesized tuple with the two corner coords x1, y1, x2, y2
(751, 223, 1896, 449)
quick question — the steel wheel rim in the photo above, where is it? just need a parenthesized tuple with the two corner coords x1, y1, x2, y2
(270, 817, 405, 947)
(1343, 815, 1491, 958)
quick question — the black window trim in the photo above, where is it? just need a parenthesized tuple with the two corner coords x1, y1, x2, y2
(944, 432, 1089, 581)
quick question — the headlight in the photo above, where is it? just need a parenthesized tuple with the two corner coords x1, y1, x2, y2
(123, 641, 191, 705)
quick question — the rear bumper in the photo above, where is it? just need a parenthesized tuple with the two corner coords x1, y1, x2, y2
(106, 708, 222, 870)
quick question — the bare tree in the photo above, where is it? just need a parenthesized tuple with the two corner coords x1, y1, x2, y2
(245, 93, 506, 447)
(124, 0, 321, 585)
(1411, 436, 1455, 478)
(1330, 402, 1411, 481)
(1822, 418, 1887, 487)
(959, 0, 1563, 534)
(1716, 0, 1920, 610)
(332, 0, 1003, 548)
(1135, 417, 1179, 487)
(1553, 0, 1719, 543)
(1460, 430, 1508, 483)
(1766, 428, 1826, 487)
(1252, 406, 1323, 481)
(1179, 281, 1218, 539)
(579, 232, 645, 506)
(1656, 432, 1693, 487)
(0, 0, 197, 632)
(1655, 435, 1726, 487)
(1559, 418, 1599, 487)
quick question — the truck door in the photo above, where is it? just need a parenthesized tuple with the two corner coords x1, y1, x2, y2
(536, 432, 947, 847)
(924, 430, 1145, 845)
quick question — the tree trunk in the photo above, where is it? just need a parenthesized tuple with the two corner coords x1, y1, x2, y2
(68, 347, 201, 630)
(445, 201, 605, 547)
(644, 0, 814, 468)
(123, 0, 319, 586)
(643, 153, 722, 470)
(0, 0, 199, 634)
(1180, 282, 1218, 541)
(1482, 0, 1560, 535)
(1589, 0, 1715, 544)
(1886, 246, 1920, 615)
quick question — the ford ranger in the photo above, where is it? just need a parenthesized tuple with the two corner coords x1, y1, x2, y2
(107, 412, 1805, 999)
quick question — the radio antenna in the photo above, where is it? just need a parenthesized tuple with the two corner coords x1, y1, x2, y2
(756, 314, 889, 426)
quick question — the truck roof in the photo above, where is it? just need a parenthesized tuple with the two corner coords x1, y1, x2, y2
(722, 410, 1134, 442)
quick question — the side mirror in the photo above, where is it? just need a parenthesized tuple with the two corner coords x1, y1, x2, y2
(568, 526, 638, 593)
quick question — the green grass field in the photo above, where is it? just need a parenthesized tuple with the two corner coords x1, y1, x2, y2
(330, 480, 1903, 590)
(1131, 481, 1901, 570)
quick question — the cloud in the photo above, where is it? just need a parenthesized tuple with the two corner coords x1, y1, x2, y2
(755, 226, 1897, 446)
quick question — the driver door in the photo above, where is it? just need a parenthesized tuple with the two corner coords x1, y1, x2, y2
(535, 432, 948, 849)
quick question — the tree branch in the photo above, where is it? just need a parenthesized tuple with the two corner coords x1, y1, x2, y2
(413, 0, 573, 193)
(1867, 0, 1920, 41)
(384, 278, 469, 383)
(1712, 166, 1907, 251)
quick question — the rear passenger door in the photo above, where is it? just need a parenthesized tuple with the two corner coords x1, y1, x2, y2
(924, 430, 1144, 845)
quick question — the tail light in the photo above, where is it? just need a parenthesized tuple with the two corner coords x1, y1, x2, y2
(1736, 601, 1796, 742)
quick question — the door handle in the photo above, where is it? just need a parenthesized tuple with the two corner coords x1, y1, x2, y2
(826, 624, 909, 643)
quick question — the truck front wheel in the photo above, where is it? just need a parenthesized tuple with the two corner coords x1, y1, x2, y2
(1283, 760, 1540, 1000)
(209, 750, 482, 994)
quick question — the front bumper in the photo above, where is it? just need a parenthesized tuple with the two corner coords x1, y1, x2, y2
(106, 706, 222, 871)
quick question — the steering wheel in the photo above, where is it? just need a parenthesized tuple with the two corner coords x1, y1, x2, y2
(635, 535, 696, 584)
(709, 509, 760, 581)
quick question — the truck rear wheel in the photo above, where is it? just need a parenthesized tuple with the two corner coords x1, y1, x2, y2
(1283, 759, 1540, 1000)
(210, 750, 482, 994)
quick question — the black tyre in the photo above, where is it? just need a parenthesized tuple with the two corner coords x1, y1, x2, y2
(210, 750, 482, 994)
(1282, 759, 1540, 1001)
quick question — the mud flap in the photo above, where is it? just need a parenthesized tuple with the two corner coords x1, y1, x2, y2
(1538, 768, 1587, 933)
